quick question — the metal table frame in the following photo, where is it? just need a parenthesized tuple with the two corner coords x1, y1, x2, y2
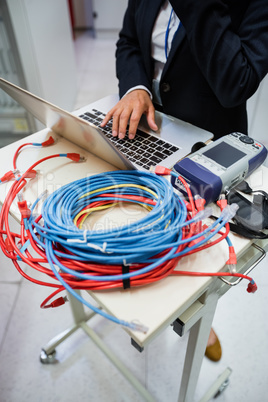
(39, 241, 267, 402)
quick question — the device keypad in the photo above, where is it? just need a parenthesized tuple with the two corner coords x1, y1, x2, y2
(239, 135, 254, 144)
(230, 132, 262, 153)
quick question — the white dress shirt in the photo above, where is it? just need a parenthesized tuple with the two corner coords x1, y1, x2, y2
(151, 1, 180, 80)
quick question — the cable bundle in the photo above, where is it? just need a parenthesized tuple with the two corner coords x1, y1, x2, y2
(0, 139, 257, 332)
(36, 171, 186, 265)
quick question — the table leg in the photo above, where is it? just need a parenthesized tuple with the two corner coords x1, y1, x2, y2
(40, 291, 95, 362)
(40, 291, 155, 401)
(178, 292, 219, 402)
(68, 290, 89, 324)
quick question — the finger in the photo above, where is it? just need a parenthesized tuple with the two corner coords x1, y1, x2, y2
(111, 112, 120, 137)
(146, 106, 158, 131)
(128, 110, 142, 139)
(100, 110, 113, 127)
(118, 109, 132, 139)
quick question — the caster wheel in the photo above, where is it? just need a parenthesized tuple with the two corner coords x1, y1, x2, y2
(214, 378, 230, 398)
(40, 349, 57, 364)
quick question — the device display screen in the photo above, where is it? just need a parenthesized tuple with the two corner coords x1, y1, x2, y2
(203, 141, 247, 168)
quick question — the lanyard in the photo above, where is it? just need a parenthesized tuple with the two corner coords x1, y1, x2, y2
(164, 8, 181, 60)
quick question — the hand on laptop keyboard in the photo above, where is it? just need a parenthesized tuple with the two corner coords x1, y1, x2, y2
(79, 107, 180, 170)
(100, 89, 158, 140)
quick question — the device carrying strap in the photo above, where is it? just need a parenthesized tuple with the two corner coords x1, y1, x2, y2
(228, 221, 268, 239)
(210, 215, 268, 239)
(224, 181, 268, 239)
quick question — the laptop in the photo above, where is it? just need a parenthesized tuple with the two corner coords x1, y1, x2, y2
(0, 78, 213, 171)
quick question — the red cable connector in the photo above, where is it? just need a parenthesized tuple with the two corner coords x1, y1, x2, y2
(1, 169, 37, 183)
(247, 280, 258, 293)
(67, 153, 85, 162)
(5, 238, 14, 253)
(24, 169, 37, 179)
(194, 195, 206, 211)
(41, 136, 55, 147)
(42, 296, 68, 308)
(0, 170, 18, 183)
(50, 296, 68, 308)
(226, 246, 237, 273)
(17, 200, 31, 219)
(149, 165, 171, 175)
(217, 194, 228, 211)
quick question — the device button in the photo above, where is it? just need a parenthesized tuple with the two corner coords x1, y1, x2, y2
(239, 135, 254, 144)
(161, 82, 171, 93)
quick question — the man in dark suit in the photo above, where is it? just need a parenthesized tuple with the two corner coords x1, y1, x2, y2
(100, 0, 268, 361)
(101, 0, 268, 140)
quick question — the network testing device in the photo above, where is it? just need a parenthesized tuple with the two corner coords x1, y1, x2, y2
(171, 132, 267, 204)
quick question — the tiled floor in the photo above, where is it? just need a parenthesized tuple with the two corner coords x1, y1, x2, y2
(0, 31, 268, 402)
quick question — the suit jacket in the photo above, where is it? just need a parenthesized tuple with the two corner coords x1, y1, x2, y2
(116, 0, 268, 138)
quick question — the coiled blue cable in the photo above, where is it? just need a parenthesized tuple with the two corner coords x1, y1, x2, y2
(26, 170, 230, 331)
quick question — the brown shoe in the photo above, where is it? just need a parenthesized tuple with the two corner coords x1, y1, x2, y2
(205, 330, 222, 362)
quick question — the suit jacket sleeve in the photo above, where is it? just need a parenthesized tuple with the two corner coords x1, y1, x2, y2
(171, 0, 268, 107)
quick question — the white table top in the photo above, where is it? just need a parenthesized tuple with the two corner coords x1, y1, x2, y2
(1, 127, 266, 347)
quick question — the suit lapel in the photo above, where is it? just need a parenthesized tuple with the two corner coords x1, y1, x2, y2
(163, 20, 186, 76)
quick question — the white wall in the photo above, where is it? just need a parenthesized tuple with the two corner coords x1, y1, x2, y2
(247, 75, 268, 165)
(6, 0, 77, 112)
(91, 0, 128, 37)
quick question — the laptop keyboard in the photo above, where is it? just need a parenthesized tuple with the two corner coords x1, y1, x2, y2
(79, 109, 180, 170)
